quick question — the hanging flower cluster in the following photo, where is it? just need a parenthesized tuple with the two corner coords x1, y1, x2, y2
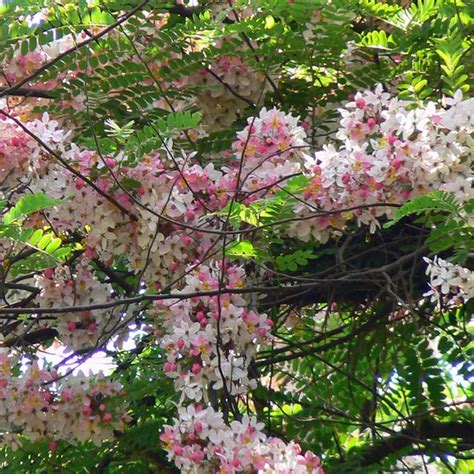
(424, 257, 474, 305)
(161, 406, 323, 474)
(191, 41, 268, 130)
(230, 107, 307, 199)
(0, 116, 31, 191)
(289, 86, 474, 242)
(33, 258, 116, 350)
(0, 353, 128, 449)
(156, 262, 273, 402)
(155, 262, 327, 472)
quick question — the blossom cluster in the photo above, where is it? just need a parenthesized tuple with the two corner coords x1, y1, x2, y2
(191, 44, 268, 130)
(289, 86, 474, 242)
(0, 32, 90, 112)
(424, 256, 474, 304)
(0, 353, 127, 449)
(2, 30, 78, 85)
(156, 263, 273, 402)
(33, 258, 117, 350)
(231, 107, 307, 199)
(161, 405, 323, 474)
(24, 117, 204, 285)
(154, 260, 323, 470)
(22, 106, 308, 287)
(0, 115, 33, 191)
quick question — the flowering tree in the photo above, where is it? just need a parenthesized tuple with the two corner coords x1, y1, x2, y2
(0, 0, 472, 472)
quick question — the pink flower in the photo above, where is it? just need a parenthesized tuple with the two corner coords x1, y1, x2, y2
(164, 361, 177, 373)
(190, 449, 204, 463)
(66, 321, 77, 332)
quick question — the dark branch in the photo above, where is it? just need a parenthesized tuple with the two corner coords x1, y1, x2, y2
(343, 420, 474, 469)
(0, 87, 54, 99)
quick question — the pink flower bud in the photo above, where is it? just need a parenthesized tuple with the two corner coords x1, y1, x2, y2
(102, 412, 113, 423)
(392, 159, 402, 170)
(388, 133, 397, 145)
(49, 440, 57, 452)
(88, 322, 97, 333)
(355, 98, 366, 109)
(105, 158, 116, 168)
(177, 339, 185, 349)
(191, 450, 204, 463)
(61, 390, 72, 402)
(181, 235, 193, 246)
(367, 118, 376, 128)
(66, 321, 76, 333)
(191, 363, 201, 375)
(82, 406, 92, 417)
(41, 391, 52, 402)
(194, 421, 203, 433)
(85, 246, 96, 258)
(44, 268, 55, 279)
(163, 361, 177, 373)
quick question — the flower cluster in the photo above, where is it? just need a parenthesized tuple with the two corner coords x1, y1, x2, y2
(24, 115, 210, 286)
(424, 256, 474, 304)
(230, 107, 307, 200)
(33, 258, 117, 350)
(157, 263, 273, 402)
(0, 353, 127, 449)
(161, 405, 323, 474)
(0, 114, 32, 191)
(289, 86, 474, 242)
(191, 43, 267, 130)
(1, 32, 88, 113)
(2, 31, 78, 85)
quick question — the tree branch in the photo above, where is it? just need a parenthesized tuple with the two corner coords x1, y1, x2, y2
(343, 419, 474, 469)
(0, 87, 54, 99)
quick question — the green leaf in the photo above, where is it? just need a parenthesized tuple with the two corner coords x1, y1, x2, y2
(227, 240, 256, 258)
(3, 193, 63, 225)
